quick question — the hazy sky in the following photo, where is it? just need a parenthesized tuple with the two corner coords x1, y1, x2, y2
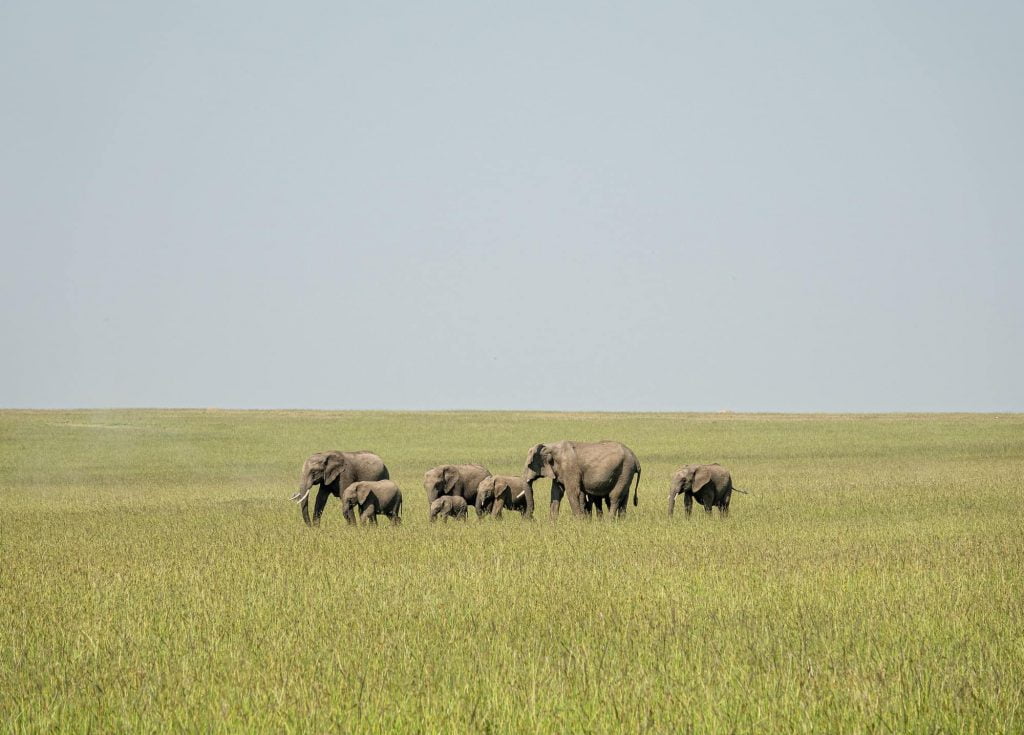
(2, 2, 1021, 411)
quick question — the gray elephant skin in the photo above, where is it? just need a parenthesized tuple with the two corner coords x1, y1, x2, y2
(291, 451, 390, 527)
(523, 441, 641, 519)
(429, 495, 468, 522)
(423, 464, 491, 516)
(341, 480, 403, 525)
(668, 464, 740, 517)
(476, 475, 534, 519)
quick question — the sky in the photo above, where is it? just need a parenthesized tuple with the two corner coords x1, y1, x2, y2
(2, 1, 1021, 412)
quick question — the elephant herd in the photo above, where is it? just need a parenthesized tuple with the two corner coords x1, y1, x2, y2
(290, 441, 746, 526)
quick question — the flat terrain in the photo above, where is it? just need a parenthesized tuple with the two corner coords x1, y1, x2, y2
(2, 410, 1022, 733)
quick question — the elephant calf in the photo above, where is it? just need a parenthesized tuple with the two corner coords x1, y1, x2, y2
(429, 495, 468, 522)
(475, 475, 534, 519)
(668, 464, 743, 517)
(341, 480, 403, 526)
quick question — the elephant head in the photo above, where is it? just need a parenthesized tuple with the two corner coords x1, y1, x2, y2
(523, 442, 582, 518)
(523, 444, 555, 485)
(476, 476, 497, 514)
(678, 465, 699, 494)
(423, 465, 459, 504)
(291, 452, 345, 504)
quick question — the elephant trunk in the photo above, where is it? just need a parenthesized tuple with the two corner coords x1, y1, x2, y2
(291, 467, 316, 503)
(522, 485, 535, 520)
(293, 469, 316, 527)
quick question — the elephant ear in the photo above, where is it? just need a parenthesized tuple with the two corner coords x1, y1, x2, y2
(323, 454, 344, 485)
(555, 442, 583, 494)
(525, 444, 546, 475)
(442, 466, 459, 495)
(494, 477, 509, 500)
(356, 483, 373, 505)
(690, 466, 709, 494)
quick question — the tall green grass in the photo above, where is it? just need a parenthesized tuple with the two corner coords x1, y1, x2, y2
(2, 411, 1022, 732)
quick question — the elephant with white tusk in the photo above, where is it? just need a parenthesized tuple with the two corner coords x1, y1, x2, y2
(291, 451, 389, 527)
(522, 441, 641, 520)
(475, 475, 534, 519)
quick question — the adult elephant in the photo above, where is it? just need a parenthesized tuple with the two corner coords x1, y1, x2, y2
(476, 475, 534, 519)
(523, 441, 641, 520)
(423, 464, 491, 517)
(290, 451, 389, 527)
(667, 463, 742, 517)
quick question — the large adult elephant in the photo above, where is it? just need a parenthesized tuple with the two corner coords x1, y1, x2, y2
(523, 441, 641, 520)
(422, 464, 491, 517)
(290, 451, 389, 527)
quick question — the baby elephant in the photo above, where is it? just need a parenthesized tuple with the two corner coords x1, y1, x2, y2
(430, 495, 468, 521)
(341, 480, 403, 526)
(668, 464, 744, 517)
(475, 475, 534, 519)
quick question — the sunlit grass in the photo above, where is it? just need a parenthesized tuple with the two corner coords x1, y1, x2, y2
(2, 410, 1022, 732)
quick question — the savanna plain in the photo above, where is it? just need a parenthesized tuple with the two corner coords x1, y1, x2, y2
(1, 410, 1022, 733)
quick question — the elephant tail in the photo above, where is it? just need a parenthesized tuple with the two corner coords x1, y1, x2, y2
(733, 487, 750, 495)
(632, 466, 641, 506)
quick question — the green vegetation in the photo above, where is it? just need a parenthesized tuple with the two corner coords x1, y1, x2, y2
(2, 410, 1022, 733)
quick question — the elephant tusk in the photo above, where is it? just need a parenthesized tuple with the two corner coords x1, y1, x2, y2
(291, 489, 310, 503)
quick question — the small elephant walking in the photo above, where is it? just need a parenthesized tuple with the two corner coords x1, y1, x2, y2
(430, 495, 468, 522)
(291, 450, 390, 527)
(476, 475, 533, 519)
(668, 464, 744, 517)
(423, 464, 491, 517)
(341, 480, 403, 526)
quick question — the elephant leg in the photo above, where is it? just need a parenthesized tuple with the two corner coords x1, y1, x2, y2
(565, 488, 585, 518)
(313, 487, 331, 527)
(361, 507, 377, 525)
(388, 511, 401, 526)
(550, 482, 564, 520)
(606, 472, 634, 518)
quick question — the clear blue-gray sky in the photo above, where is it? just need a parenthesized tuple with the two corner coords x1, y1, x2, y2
(2, 2, 1021, 411)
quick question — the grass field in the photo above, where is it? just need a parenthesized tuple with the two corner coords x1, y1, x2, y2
(2, 410, 1022, 733)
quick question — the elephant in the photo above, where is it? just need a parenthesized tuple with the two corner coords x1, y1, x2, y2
(523, 441, 641, 520)
(429, 495, 468, 522)
(341, 480, 403, 525)
(422, 464, 491, 517)
(667, 464, 745, 517)
(582, 492, 610, 517)
(290, 451, 389, 527)
(475, 475, 534, 519)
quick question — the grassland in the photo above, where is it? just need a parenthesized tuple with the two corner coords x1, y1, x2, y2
(1, 410, 1022, 733)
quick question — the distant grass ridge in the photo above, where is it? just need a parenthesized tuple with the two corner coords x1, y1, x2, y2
(2, 410, 1022, 733)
